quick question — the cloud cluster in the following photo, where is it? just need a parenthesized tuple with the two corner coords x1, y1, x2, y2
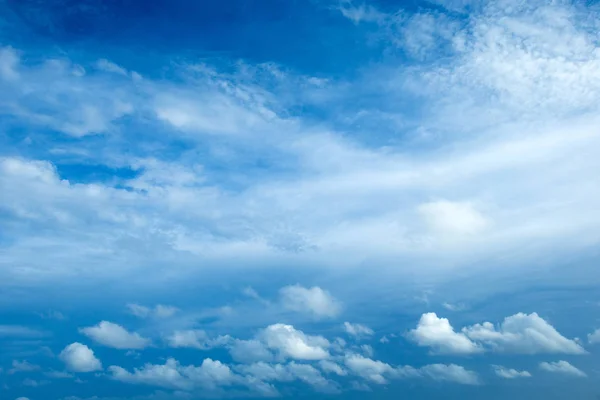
(408, 312, 585, 355)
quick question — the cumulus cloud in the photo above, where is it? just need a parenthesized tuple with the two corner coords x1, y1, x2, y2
(462, 313, 585, 354)
(539, 361, 587, 377)
(225, 323, 338, 363)
(259, 324, 330, 361)
(407, 313, 482, 354)
(59, 343, 102, 372)
(409, 312, 584, 355)
(343, 322, 374, 338)
(80, 321, 151, 349)
(492, 365, 532, 379)
(279, 285, 341, 319)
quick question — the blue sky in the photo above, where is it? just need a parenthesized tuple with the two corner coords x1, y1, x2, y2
(1, 0, 600, 399)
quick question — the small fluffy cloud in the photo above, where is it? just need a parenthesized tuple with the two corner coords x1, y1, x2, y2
(59, 342, 102, 372)
(279, 285, 341, 319)
(407, 313, 482, 354)
(587, 328, 600, 344)
(259, 324, 330, 361)
(463, 313, 585, 354)
(420, 364, 481, 385)
(80, 321, 151, 349)
(343, 322, 374, 338)
(539, 361, 587, 377)
(492, 365, 532, 379)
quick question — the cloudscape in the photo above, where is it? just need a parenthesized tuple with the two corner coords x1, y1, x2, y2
(1, 0, 600, 399)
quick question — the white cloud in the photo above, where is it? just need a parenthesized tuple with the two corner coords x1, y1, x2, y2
(259, 324, 330, 361)
(539, 361, 587, 377)
(587, 328, 600, 344)
(492, 365, 532, 379)
(318, 360, 347, 376)
(166, 330, 230, 350)
(344, 354, 403, 384)
(343, 354, 478, 386)
(420, 364, 480, 385)
(235, 361, 339, 394)
(343, 322, 374, 338)
(442, 302, 467, 312)
(166, 330, 210, 349)
(409, 312, 585, 355)
(235, 362, 293, 382)
(462, 313, 585, 354)
(407, 313, 482, 354)
(80, 321, 151, 350)
(109, 358, 237, 391)
(279, 285, 341, 319)
(59, 343, 102, 372)
(15, 397, 30, 400)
